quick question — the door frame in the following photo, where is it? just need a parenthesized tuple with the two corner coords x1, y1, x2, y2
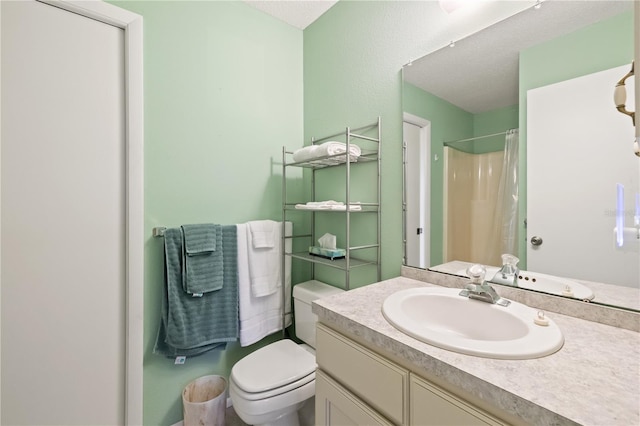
(403, 113, 431, 268)
(0, 1, 144, 424)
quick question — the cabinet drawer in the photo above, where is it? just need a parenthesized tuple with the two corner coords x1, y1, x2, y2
(316, 324, 409, 425)
(410, 374, 508, 426)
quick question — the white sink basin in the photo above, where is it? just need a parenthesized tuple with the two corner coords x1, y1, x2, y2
(456, 268, 595, 300)
(382, 287, 564, 359)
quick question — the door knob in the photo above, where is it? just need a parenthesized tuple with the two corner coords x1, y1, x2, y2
(530, 236, 543, 246)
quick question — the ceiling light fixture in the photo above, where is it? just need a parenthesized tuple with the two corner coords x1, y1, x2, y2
(439, 0, 473, 14)
(534, 0, 543, 10)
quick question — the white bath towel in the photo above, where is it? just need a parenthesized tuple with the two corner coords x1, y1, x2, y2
(248, 220, 277, 248)
(237, 222, 292, 347)
(292, 141, 361, 164)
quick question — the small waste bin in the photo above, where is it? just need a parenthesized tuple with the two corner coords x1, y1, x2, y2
(182, 375, 227, 426)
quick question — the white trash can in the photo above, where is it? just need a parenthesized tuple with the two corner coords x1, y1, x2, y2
(182, 375, 227, 426)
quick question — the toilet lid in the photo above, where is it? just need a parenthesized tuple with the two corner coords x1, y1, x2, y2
(231, 340, 316, 393)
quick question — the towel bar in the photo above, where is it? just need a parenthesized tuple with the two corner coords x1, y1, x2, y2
(152, 227, 166, 237)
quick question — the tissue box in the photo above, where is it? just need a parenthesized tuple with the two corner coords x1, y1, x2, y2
(309, 246, 346, 260)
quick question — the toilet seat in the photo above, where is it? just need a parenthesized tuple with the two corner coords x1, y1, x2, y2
(231, 339, 316, 397)
(231, 371, 315, 400)
(229, 375, 315, 422)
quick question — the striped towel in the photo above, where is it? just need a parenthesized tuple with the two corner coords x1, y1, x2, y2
(181, 224, 223, 295)
(154, 225, 239, 357)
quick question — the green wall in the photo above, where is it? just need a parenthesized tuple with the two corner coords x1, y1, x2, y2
(473, 105, 519, 154)
(109, 1, 303, 424)
(304, 0, 533, 281)
(99, 0, 575, 423)
(518, 10, 633, 268)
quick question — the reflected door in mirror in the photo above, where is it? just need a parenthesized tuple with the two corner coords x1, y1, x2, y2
(527, 65, 639, 288)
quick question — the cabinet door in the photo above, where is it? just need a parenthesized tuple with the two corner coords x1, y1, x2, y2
(316, 370, 393, 426)
(410, 375, 507, 426)
(316, 324, 409, 424)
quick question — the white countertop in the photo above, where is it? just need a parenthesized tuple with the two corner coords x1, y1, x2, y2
(312, 276, 640, 426)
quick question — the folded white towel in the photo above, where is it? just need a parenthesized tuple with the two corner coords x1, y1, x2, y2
(292, 141, 361, 164)
(247, 220, 283, 297)
(249, 220, 277, 248)
(330, 204, 362, 211)
(295, 201, 362, 211)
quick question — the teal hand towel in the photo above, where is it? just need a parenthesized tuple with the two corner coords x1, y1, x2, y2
(154, 225, 239, 355)
(182, 223, 217, 254)
(181, 224, 223, 294)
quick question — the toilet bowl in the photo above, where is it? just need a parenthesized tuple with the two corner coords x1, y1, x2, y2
(229, 280, 343, 426)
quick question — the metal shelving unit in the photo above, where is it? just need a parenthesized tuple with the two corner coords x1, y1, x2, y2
(281, 117, 382, 291)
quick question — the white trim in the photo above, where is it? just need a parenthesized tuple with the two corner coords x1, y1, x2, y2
(403, 112, 430, 128)
(0, 1, 3, 420)
(633, 2, 640, 138)
(403, 114, 432, 268)
(34, 1, 144, 424)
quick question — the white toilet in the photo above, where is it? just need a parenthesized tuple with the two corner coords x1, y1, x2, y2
(229, 280, 344, 426)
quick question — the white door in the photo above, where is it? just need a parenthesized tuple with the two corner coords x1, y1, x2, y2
(2, 1, 126, 424)
(403, 120, 430, 268)
(527, 65, 639, 287)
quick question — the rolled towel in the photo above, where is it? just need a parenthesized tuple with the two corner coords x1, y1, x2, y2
(315, 141, 361, 159)
(292, 141, 361, 163)
(292, 145, 320, 163)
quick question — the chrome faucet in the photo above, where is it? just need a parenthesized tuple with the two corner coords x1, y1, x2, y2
(460, 264, 511, 307)
(488, 254, 520, 287)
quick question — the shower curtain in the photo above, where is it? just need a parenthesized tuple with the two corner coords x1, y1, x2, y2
(486, 129, 519, 264)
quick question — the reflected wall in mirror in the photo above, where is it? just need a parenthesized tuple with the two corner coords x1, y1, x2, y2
(402, 0, 639, 312)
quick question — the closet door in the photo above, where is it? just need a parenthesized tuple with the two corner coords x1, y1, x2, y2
(1, 1, 126, 423)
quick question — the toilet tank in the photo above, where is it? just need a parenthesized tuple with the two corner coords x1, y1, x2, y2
(292, 280, 344, 348)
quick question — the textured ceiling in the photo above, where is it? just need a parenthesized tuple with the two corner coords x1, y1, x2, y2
(403, 0, 634, 114)
(242, 1, 633, 113)
(242, 0, 338, 30)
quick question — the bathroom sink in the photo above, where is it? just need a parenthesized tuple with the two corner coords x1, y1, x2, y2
(382, 287, 564, 359)
(456, 268, 595, 300)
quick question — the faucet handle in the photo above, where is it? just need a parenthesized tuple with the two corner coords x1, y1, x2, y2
(501, 254, 520, 266)
(500, 254, 520, 275)
(466, 264, 486, 285)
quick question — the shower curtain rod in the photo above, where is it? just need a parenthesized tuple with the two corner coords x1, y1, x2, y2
(443, 128, 517, 146)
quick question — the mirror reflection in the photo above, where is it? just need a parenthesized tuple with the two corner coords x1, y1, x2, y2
(402, 0, 639, 311)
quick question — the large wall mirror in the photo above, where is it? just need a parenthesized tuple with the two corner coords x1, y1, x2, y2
(402, 0, 639, 312)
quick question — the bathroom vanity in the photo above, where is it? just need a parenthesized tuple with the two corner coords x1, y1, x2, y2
(312, 276, 640, 425)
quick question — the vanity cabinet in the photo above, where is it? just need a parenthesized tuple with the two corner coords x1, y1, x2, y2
(316, 323, 409, 424)
(316, 324, 510, 426)
(316, 370, 393, 426)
